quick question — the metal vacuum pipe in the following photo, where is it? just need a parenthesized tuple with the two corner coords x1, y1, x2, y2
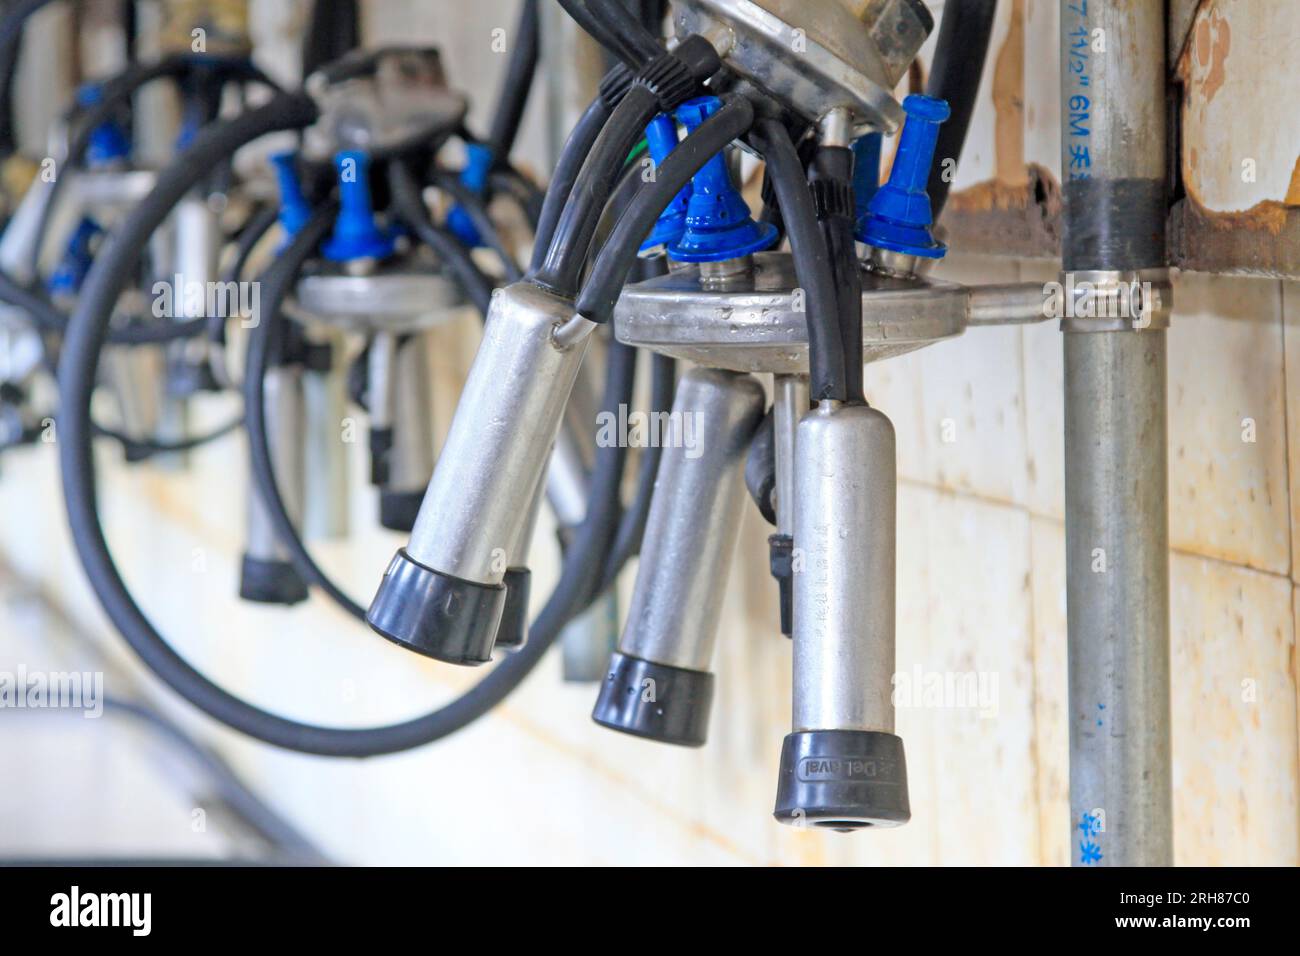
(1060, 0, 1172, 867)
(367, 281, 594, 665)
(240, 363, 308, 605)
(381, 332, 436, 532)
(591, 367, 765, 746)
(774, 400, 908, 831)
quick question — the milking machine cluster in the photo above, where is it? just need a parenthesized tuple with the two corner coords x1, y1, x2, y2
(3, 0, 1072, 833)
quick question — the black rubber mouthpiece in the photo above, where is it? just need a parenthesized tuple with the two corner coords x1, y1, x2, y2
(773, 730, 910, 831)
(591, 651, 714, 747)
(367, 549, 506, 666)
(239, 554, 309, 606)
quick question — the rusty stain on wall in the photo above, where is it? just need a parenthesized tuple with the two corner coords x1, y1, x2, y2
(1190, 5, 1231, 107)
(992, 0, 1028, 187)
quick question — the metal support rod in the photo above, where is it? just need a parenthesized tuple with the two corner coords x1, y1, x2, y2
(773, 374, 808, 537)
(1060, 0, 1172, 867)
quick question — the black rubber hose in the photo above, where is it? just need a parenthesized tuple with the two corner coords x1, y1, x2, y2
(925, 0, 997, 220)
(243, 204, 368, 620)
(744, 410, 777, 526)
(528, 92, 610, 273)
(0, 264, 208, 345)
(209, 202, 280, 345)
(586, 0, 662, 66)
(557, 0, 645, 69)
(388, 160, 495, 315)
(599, 350, 673, 589)
(574, 96, 754, 323)
(487, 0, 540, 163)
(95, 415, 242, 459)
(0, 0, 56, 54)
(488, 167, 544, 229)
(30, 54, 281, 281)
(533, 83, 660, 297)
(751, 117, 847, 402)
(812, 145, 864, 400)
(301, 0, 361, 77)
(430, 168, 523, 281)
(57, 92, 645, 756)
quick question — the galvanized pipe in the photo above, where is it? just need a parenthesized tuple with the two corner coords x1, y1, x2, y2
(1060, 0, 1172, 867)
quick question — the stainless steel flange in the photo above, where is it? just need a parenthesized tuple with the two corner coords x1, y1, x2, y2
(613, 251, 966, 373)
(674, 0, 933, 133)
(294, 264, 463, 334)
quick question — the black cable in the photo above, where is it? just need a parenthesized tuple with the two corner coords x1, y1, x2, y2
(557, 0, 644, 69)
(94, 415, 243, 460)
(487, 0, 540, 164)
(528, 92, 610, 273)
(243, 204, 368, 619)
(488, 167, 544, 230)
(812, 145, 863, 400)
(209, 202, 280, 345)
(0, 263, 207, 345)
(388, 160, 495, 316)
(301, 0, 361, 77)
(533, 83, 659, 296)
(586, 0, 662, 66)
(925, 0, 997, 219)
(58, 92, 648, 755)
(751, 117, 847, 402)
(430, 168, 523, 281)
(29, 54, 281, 281)
(599, 349, 673, 589)
(0, 0, 55, 56)
(576, 96, 754, 323)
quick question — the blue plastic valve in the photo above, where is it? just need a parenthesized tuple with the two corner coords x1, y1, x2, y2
(446, 142, 493, 249)
(639, 113, 692, 253)
(47, 217, 103, 297)
(859, 94, 950, 258)
(667, 96, 777, 263)
(76, 84, 131, 167)
(270, 152, 312, 241)
(323, 150, 396, 262)
(851, 132, 882, 239)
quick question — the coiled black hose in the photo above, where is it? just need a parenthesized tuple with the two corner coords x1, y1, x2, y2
(58, 92, 658, 755)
